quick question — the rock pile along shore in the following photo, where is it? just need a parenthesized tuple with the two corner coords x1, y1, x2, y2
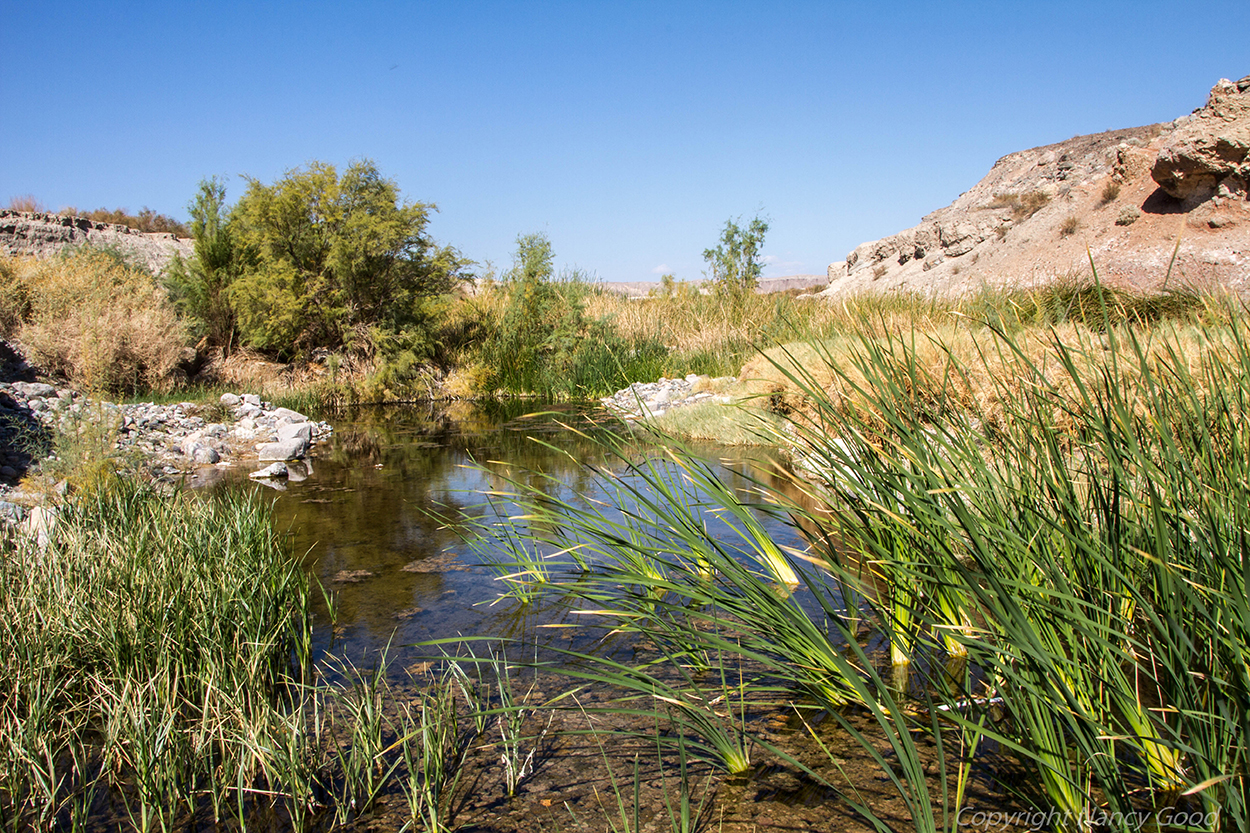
(0, 382, 334, 522)
(601, 374, 735, 420)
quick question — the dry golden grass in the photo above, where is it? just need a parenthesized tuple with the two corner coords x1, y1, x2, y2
(2, 251, 188, 393)
(583, 287, 954, 367)
(740, 310, 1246, 437)
(582, 290, 799, 355)
(201, 348, 299, 393)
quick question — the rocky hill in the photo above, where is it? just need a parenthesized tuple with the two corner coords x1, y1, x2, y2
(0, 210, 192, 274)
(824, 75, 1250, 297)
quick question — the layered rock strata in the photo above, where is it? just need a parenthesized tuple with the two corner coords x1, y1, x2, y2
(0, 210, 193, 273)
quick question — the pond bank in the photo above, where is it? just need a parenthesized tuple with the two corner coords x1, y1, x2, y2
(600, 373, 737, 420)
(0, 377, 334, 529)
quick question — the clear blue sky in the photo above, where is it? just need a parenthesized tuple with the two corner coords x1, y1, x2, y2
(2, 1, 1247, 283)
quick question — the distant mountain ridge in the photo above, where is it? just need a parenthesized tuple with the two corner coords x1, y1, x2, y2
(822, 75, 1250, 298)
(599, 275, 829, 299)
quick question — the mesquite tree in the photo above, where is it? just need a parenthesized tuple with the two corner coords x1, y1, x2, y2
(702, 214, 769, 298)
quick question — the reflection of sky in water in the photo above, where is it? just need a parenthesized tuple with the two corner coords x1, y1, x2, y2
(215, 402, 811, 670)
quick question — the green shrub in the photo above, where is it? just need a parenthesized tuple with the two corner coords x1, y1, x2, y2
(176, 161, 468, 364)
(702, 214, 769, 299)
(476, 233, 669, 397)
(165, 177, 239, 347)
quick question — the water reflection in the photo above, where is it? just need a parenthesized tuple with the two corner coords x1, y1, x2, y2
(214, 401, 808, 669)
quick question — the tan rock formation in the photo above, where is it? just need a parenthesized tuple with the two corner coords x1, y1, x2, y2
(1152, 75, 1250, 205)
(824, 77, 1250, 299)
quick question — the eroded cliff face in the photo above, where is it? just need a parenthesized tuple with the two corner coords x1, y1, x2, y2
(0, 211, 192, 274)
(824, 76, 1250, 298)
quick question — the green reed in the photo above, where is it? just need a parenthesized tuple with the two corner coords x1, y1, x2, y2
(0, 477, 313, 829)
(458, 288, 1250, 831)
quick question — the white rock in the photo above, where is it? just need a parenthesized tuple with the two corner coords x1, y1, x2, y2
(258, 438, 309, 461)
(249, 462, 288, 479)
(270, 407, 307, 423)
(20, 505, 56, 548)
(277, 422, 313, 443)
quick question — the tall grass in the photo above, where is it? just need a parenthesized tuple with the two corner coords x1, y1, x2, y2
(0, 475, 517, 831)
(0, 250, 187, 395)
(463, 277, 669, 398)
(0, 476, 312, 828)
(458, 284, 1250, 831)
(775, 293, 1250, 830)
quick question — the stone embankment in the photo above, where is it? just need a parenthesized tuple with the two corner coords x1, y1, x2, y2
(601, 374, 735, 420)
(0, 382, 333, 531)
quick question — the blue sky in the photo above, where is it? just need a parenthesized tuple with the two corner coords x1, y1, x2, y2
(2, 1, 1247, 283)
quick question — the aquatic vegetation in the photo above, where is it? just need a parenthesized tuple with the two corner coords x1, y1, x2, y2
(461, 287, 1250, 831)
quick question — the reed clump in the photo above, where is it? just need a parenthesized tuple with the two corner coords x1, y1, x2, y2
(0, 474, 537, 831)
(461, 282, 1250, 831)
(0, 476, 313, 828)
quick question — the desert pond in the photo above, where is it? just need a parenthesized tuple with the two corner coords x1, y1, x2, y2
(218, 400, 808, 666)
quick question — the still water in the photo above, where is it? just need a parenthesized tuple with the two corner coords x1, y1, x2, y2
(218, 400, 809, 669)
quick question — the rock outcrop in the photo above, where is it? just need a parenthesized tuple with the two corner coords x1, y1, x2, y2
(824, 76, 1250, 298)
(0, 364, 333, 499)
(602, 374, 736, 420)
(0, 210, 193, 273)
(1152, 76, 1250, 205)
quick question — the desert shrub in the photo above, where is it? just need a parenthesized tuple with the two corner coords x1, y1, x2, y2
(989, 190, 1051, 220)
(10, 248, 188, 393)
(0, 256, 32, 335)
(1100, 179, 1121, 205)
(1116, 205, 1141, 226)
(5, 195, 47, 213)
(1060, 214, 1080, 236)
(53, 204, 189, 236)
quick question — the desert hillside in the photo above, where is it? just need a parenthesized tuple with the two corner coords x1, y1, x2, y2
(824, 75, 1250, 297)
